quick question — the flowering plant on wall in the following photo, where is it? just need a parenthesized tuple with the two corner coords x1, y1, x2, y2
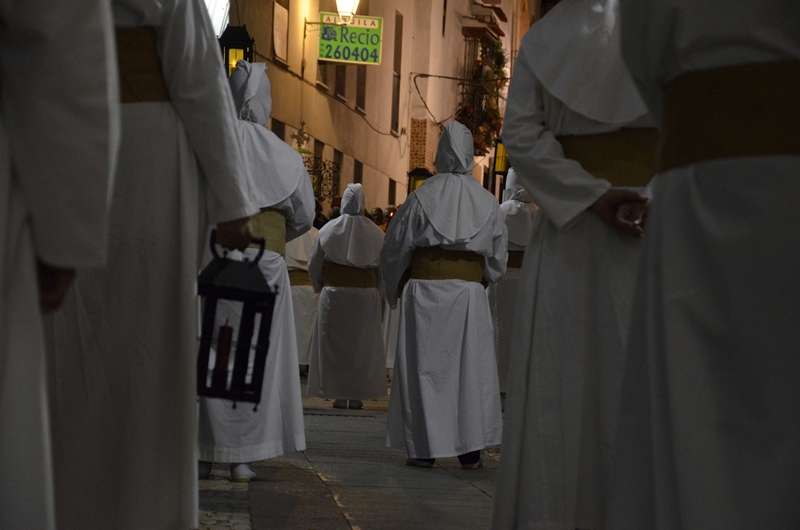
(456, 42, 508, 156)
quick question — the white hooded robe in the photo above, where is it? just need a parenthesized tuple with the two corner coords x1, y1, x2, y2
(198, 60, 313, 464)
(492, 1, 656, 527)
(0, 2, 118, 529)
(286, 227, 320, 366)
(382, 121, 507, 459)
(488, 169, 539, 394)
(307, 184, 387, 400)
(48, 2, 257, 528)
(607, 3, 800, 529)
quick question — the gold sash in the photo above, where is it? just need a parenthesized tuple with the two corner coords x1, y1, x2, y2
(323, 263, 377, 288)
(116, 27, 170, 103)
(659, 61, 800, 172)
(249, 208, 287, 256)
(410, 246, 484, 283)
(558, 128, 659, 187)
(507, 251, 525, 269)
(288, 270, 313, 286)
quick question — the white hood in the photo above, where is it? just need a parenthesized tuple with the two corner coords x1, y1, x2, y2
(414, 122, 494, 242)
(229, 60, 306, 209)
(524, 0, 648, 124)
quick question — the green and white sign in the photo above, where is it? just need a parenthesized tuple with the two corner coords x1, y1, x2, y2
(318, 12, 383, 65)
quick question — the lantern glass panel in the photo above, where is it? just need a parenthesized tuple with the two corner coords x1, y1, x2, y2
(227, 47, 244, 76)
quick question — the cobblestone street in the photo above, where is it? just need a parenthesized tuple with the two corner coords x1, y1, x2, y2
(199, 379, 499, 529)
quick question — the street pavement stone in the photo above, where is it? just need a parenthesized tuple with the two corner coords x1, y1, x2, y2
(198, 379, 499, 529)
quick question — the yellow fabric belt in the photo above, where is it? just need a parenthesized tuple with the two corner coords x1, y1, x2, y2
(116, 27, 170, 104)
(659, 61, 800, 172)
(249, 208, 287, 256)
(323, 263, 377, 288)
(558, 128, 659, 187)
(507, 251, 524, 269)
(288, 270, 312, 286)
(410, 246, 484, 283)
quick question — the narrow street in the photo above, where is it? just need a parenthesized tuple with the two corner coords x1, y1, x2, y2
(199, 381, 499, 530)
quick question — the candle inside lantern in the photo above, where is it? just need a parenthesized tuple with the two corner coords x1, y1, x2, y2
(212, 321, 233, 390)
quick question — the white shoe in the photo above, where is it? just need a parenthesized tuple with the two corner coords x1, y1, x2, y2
(198, 461, 212, 480)
(230, 463, 256, 482)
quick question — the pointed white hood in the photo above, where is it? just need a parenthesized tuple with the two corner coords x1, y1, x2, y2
(414, 122, 495, 242)
(229, 60, 306, 209)
(524, 0, 648, 124)
(318, 184, 384, 268)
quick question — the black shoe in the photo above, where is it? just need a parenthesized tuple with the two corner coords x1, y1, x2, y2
(457, 450, 482, 469)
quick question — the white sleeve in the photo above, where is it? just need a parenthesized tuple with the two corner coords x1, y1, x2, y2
(0, 0, 120, 267)
(307, 237, 326, 294)
(159, 0, 257, 224)
(379, 199, 420, 309)
(285, 168, 315, 243)
(503, 45, 609, 231)
(483, 210, 508, 285)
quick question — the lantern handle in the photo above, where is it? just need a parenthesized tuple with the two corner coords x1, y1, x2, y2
(209, 230, 266, 266)
(249, 237, 266, 264)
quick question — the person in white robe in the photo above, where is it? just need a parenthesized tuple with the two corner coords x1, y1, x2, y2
(488, 168, 539, 395)
(48, 2, 258, 528)
(307, 183, 386, 409)
(198, 60, 313, 481)
(605, 3, 800, 528)
(492, 1, 659, 527)
(382, 121, 507, 469)
(285, 226, 320, 371)
(0, 3, 119, 529)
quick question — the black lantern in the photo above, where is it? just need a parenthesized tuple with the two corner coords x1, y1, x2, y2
(197, 231, 277, 408)
(218, 24, 255, 76)
(407, 167, 433, 194)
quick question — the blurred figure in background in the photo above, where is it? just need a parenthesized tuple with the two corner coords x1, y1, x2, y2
(488, 168, 539, 402)
(285, 225, 320, 377)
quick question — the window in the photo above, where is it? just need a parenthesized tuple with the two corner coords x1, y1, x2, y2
(335, 64, 347, 98)
(314, 139, 325, 160)
(391, 12, 404, 133)
(356, 65, 367, 110)
(317, 60, 330, 86)
(271, 119, 286, 142)
(388, 179, 396, 205)
(353, 160, 363, 184)
(274, 0, 290, 62)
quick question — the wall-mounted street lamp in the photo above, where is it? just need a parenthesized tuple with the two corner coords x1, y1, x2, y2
(336, 0, 361, 24)
(218, 24, 255, 76)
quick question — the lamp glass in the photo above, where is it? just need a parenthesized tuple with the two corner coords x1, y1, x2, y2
(336, 0, 361, 22)
(494, 140, 509, 174)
